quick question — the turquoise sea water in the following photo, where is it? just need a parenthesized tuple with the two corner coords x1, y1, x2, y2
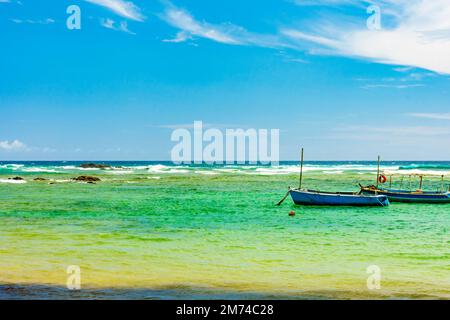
(0, 161, 449, 299)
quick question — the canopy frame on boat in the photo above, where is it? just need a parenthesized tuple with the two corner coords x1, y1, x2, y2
(374, 157, 450, 193)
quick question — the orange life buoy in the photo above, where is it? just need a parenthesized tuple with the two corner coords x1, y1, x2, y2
(378, 174, 387, 184)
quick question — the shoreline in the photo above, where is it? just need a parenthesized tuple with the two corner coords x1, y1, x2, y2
(1, 284, 447, 300)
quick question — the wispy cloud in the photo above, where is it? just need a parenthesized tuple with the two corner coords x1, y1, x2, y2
(408, 113, 450, 120)
(0, 140, 28, 151)
(330, 125, 450, 145)
(159, 1, 450, 74)
(361, 83, 424, 89)
(100, 18, 135, 34)
(293, 0, 367, 6)
(11, 18, 55, 24)
(85, 0, 144, 21)
(160, 2, 287, 48)
(162, 31, 192, 43)
(161, 4, 241, 45)
(284, 0, 450, 74)
(356, 69, 435, 89)
(0, 140, 57, 153)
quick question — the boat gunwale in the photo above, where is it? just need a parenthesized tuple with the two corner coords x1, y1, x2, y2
(291, 188, 388, 199)
(361, 186, 450, 197)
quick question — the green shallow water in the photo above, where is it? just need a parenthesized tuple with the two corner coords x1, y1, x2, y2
(0, 168, 449, 299)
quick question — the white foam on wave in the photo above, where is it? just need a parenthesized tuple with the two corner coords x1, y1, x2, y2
(147, 176, 161, 180)
(0, 179, 26, 184)
(21, 167, 58, 173)
(323, 170, 344, 174)
(384, 169, 450, 176)
(0, 164, 25, 170)
(106, 170, 135, 175)
(213, 168, 239, 173)
(194, 170, 219, 175)
(129, 165, 151, 170)
(168, 169, 189, 173)
(148, 164, 168, 171)
(78, 167, 102, 171)
(61, 166, 78, 170)
(148, 165, 189, 174)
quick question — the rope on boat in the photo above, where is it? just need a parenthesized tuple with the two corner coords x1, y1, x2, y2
(276, 188, 291, 206)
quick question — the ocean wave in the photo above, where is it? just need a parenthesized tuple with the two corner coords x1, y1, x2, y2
(323, 170, 344, 174)
(61, 166, 78, 170)
(219, 165, 394, 176)
(21, 167, 59, 173)
(194, 170, 219, 175)
(105, 170, 135, 175)
(399, 164, 450, 170)
(213, 168, 239, 173)
(0, 179, 26, 184)
(0, 164, 24, 170)
(148, 165, 189, 174)
(384, 169, 449, 176)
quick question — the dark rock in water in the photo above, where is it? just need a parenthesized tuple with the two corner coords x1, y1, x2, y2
(79, 163, 111, 169)
(87, 181, 96, 184)
(9, 177, 24, 181)
(72, 176, 101, 182)
(33, 177, 48, 181)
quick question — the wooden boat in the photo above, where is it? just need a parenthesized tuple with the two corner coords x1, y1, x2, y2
(359, 156, 450, 203)
(276, 148, 390, 207)
(290, 188, 390, 206)
(360, 185, 450, 203)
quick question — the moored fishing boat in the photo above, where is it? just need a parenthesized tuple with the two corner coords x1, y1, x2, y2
(360, 185, 450, 203)
(276, 148, 390, 207)
(289, 188, 390, 206)
(359, 156, 450, 203)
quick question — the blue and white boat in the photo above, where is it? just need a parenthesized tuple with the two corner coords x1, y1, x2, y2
(359, 157, 450, 203)
(289, 189, 390, 207)
(360, 186, 450, 204)
(276, 148, 390, 207)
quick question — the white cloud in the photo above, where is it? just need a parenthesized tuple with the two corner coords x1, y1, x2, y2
(161, 5, 241, 45)
(161, 3, 286, 48)
(163, 31, 192, 43)
(284, 0, 450, 74)
(100, 18, 135, 34)
(329, 125, 450, 146)
(11, 18, 55, 24)
(293, 0, 364, 7)
(85, 0, 144, 21)
(361, 83, 424, 89)
(0, 140, 28, 151)
(408, 113, 450, 120)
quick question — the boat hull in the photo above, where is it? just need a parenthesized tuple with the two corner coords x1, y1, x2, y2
(361, 188, 450, 204)
(289, 189, 390, 207)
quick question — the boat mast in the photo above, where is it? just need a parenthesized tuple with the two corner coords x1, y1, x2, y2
(376, 155, 381, 188)
(299, 148, 304, 189)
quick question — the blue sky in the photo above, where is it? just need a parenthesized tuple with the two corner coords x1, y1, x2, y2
(1, 0, 449, 160)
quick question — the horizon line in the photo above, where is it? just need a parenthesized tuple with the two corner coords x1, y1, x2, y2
(1, 159, 450, 162)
